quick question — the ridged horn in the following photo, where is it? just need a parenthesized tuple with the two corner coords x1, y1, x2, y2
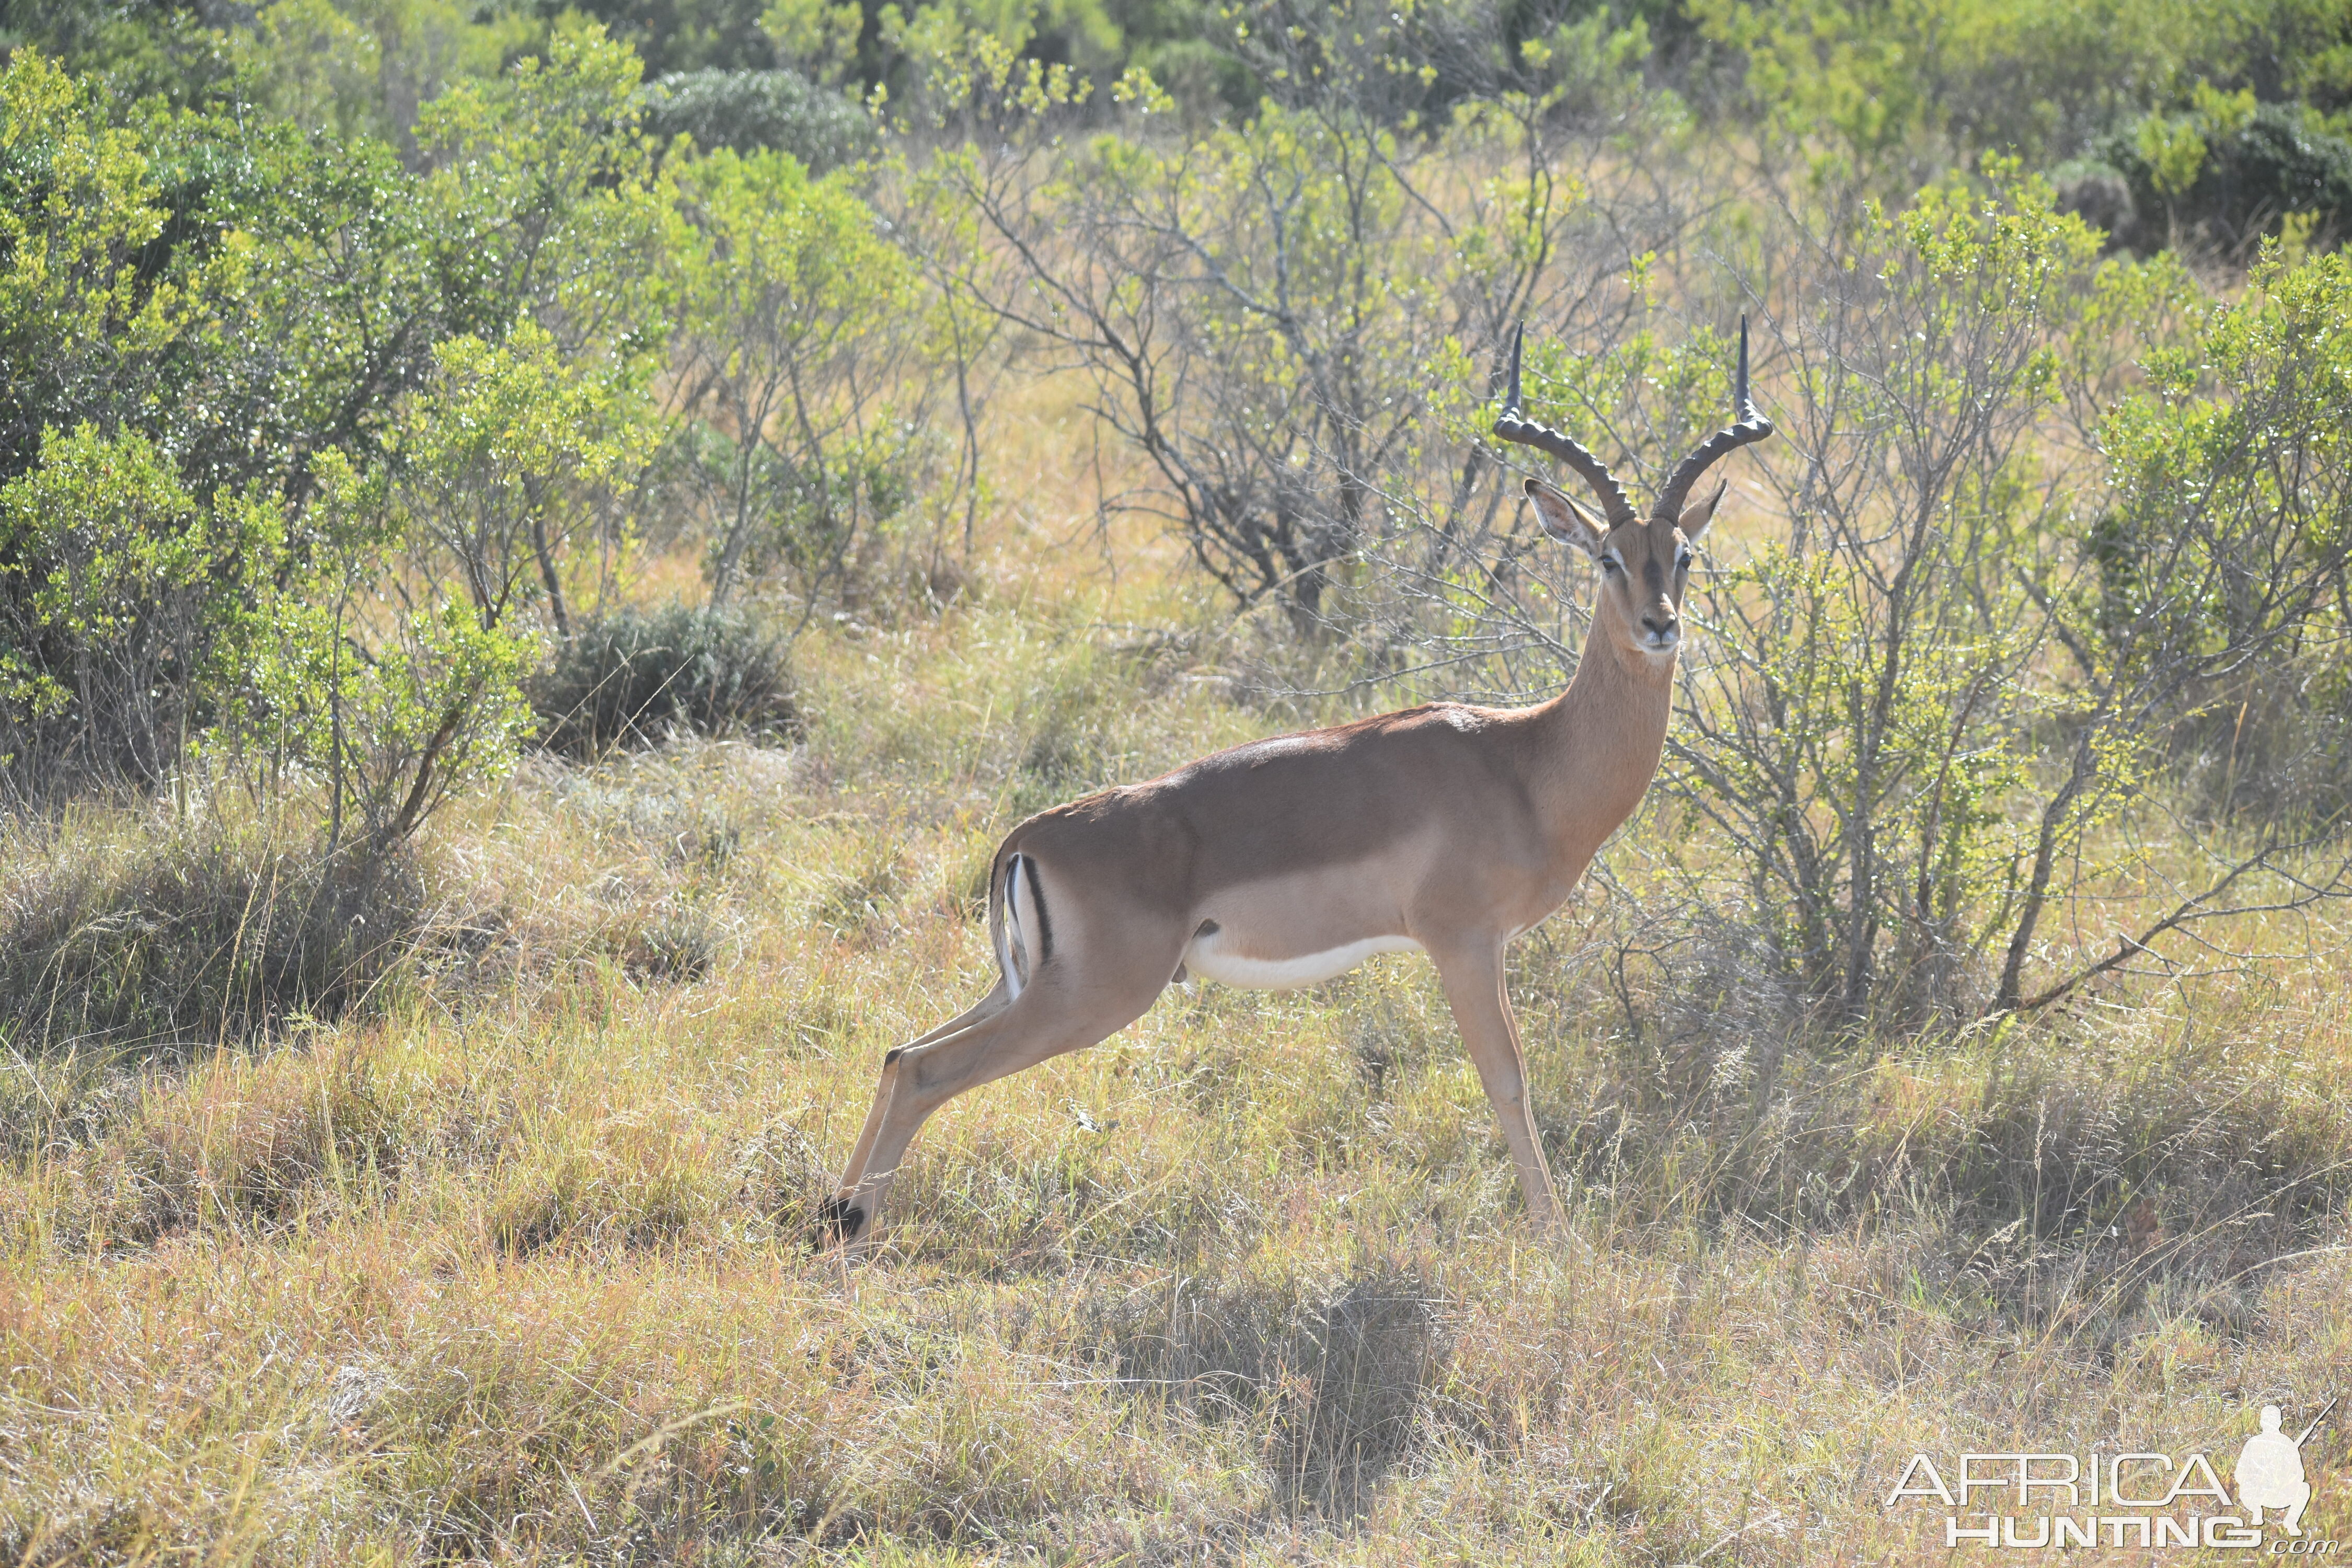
(1650, 314, 1773, 525)
(1491, 323, 1639, 531)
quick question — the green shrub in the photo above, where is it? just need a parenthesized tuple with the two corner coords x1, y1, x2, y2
(0, 423, 283, 793)
(642, 68, 878, 170)
(2088, 247, 2352, 820)
(669, 144, 927, 610)
(528, 602, 798, 757)
(2091, 101, 2352, 255)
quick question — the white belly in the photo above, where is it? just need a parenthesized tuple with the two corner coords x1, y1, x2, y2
(1182, 929, 1423, 990)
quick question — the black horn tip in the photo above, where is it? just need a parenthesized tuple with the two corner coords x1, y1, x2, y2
(1504, 321, 1525, 414)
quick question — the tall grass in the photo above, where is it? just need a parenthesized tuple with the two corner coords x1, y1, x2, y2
(0, 810, 425, 1062)
(4, 577, 2347, 1562)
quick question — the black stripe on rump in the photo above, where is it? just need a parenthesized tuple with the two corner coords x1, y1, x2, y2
(999, 854, 1027, 989)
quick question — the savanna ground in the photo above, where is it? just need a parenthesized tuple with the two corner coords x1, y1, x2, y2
(5, 374, 2350, 1566)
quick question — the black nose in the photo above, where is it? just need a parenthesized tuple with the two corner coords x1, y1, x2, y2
(1641, 614, 1677, 637)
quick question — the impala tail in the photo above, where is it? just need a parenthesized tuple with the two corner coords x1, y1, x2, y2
(991, 849, 1052, 997)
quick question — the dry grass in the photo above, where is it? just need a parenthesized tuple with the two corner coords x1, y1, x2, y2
(4, 379, 2351, 1563)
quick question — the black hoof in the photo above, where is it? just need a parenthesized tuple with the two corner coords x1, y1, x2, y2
(811, 1196, 867, 1251)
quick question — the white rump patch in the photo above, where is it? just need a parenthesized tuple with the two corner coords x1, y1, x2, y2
(1182, 928, 1423, 991)
(998, 855, 1042, 998)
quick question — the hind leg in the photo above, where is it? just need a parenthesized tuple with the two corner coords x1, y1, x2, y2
(823, 983, 1014, 1228)
(820, 971, 1163, 1249)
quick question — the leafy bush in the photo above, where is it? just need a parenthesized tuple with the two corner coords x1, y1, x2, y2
(0, 53, 302, 792)
(1656, 177, 2118, 1021)
(0, 36, 668, 806)
(0, 426, 282, 789)
(2090, 248, 2352, 818)
(528, 602, 798, 756)
(2090, 99, 2352, 255)
(669, 145, 927, 609)
(642, 67, 877, 170)
(0, 48, 186, 483)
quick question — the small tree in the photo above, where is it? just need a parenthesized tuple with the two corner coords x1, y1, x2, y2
(671, 147, 923, 609)
(918, 0, 1675, 630)
(408, 21, 679, 632)
(1652, 176, 2114, 1019)
(0, 425, 282, 786)
(2020, 247, 2352, 1007)
(392, 324, 644, 637)
(242, 452, 539, 866)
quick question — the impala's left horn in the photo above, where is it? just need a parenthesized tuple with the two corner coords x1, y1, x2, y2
(1492, 323, 1640, 531)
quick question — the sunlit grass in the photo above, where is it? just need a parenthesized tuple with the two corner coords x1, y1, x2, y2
(5, 447, 2350, 1560)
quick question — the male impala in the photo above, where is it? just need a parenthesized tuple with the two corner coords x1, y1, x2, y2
(819, 322, 1772, 1247)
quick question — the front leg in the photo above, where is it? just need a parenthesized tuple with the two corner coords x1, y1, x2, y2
(1427, 937, 1563, 1230)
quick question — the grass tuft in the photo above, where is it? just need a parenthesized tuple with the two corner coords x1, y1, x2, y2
(0, 805, 424, 1066)
(530, 602, 800, 758)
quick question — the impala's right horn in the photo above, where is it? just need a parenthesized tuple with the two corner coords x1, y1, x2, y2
(1492, 323, 1639, 531)
(1650, 315, 1774, 525)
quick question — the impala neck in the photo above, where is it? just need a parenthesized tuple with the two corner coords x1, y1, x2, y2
(1531, 618, 1677, 849)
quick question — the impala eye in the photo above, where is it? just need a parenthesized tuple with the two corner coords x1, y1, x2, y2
(1677, 550, 1693, 570)
(1599, 555, 1622, 574)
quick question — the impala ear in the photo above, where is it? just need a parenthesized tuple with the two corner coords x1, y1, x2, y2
(1525, 478, 1606, 558)
(1678, 480, 1728, 543)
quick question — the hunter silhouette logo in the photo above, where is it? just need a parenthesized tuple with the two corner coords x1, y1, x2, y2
(2237, 1400, 2332, 1537)
(1885, 1399, 2337, 1551)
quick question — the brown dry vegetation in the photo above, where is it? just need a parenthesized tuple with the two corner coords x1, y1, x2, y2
(4, 379, 2351, 1565)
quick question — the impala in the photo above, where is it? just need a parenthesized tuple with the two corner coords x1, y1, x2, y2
(818, 321, 1773, 1247)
